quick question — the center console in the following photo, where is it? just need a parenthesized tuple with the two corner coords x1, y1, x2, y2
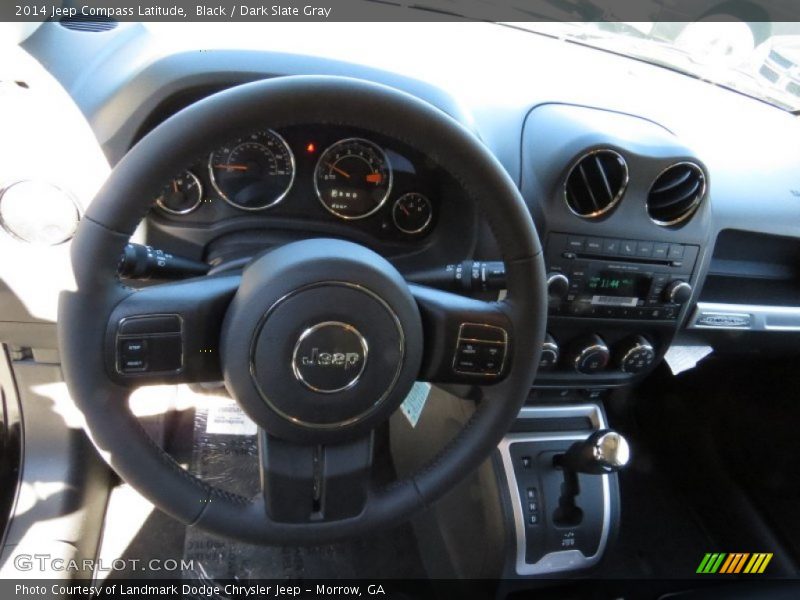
(497, 101, 715, 578)
(536, 232, 701, 386)
(498, 404, 620, 576)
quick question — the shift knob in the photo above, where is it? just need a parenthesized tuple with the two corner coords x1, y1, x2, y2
(559, 429, 630, 474)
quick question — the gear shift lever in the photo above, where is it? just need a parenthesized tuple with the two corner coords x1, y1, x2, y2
(550, 429, 630, 527)
(559, 429, 631, 474)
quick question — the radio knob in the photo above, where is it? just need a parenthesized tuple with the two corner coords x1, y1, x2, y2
(569, 334, 610, 375)
(547, 272, 570, 300)
(539, 333, 559, 370)
(617, 335, 656, 374)
(664, 280, 692, 304)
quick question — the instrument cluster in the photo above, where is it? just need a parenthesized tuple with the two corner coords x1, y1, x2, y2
(151, 125, 438, 239)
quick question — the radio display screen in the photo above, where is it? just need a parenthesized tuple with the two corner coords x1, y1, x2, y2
(586, 271, 651, 306)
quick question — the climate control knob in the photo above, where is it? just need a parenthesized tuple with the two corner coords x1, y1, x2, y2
(664, 280, 692, 304)
(539, 333, 559, 370)
(547, 272, 570, 301)
(617, 335, 656, 374)
(569, 334, 610, 375)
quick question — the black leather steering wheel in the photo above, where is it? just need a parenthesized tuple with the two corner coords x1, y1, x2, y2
(58, 76, 546, 544)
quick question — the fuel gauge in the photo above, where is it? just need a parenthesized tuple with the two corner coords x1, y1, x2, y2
(392, 192, 432, 235)
(156, 171, 202, 215)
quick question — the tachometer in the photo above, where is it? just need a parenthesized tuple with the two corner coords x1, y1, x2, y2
(314, 138, 392, 219)
(209, 129, 294, 210)
(156, 170, 202, 215)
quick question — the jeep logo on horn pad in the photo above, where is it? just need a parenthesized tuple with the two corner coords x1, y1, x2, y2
(291, 321, 368, 393)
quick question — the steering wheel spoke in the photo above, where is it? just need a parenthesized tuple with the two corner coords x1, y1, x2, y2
(258, 429, 374, 523)
(410, 284, 512, 385)
(105, 274, 240, 386)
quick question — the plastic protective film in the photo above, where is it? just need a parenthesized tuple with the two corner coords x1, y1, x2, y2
(182, 399, 422, 585)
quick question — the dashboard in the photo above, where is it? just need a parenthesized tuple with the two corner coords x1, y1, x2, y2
(3, 21, 800, 389)
(136, 106, 478, 270)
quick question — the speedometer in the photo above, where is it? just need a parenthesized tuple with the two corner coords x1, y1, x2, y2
(314, 138, 392, 220)
(208, 129, 294, 211)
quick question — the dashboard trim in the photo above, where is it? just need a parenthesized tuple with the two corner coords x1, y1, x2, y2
(690, 301, 800, 332)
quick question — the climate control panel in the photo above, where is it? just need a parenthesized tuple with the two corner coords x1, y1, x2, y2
(538, 332, 657, 376)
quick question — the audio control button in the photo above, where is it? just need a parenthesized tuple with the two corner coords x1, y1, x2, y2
(602, 238, 620, 255)
(652, 243, 669, 259)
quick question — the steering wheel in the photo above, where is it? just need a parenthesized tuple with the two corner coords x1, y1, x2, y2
(58, 76, 546, 544)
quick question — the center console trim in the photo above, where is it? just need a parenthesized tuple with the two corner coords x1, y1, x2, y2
(498, 403, 611, 576)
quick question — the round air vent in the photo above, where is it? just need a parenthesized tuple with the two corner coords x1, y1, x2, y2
(564, 149, 628, 219)
(647, 162, 706, 226)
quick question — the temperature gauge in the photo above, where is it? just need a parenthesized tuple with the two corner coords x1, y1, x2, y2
(392, 193, 432, 234)
(156, 171, 202, 215)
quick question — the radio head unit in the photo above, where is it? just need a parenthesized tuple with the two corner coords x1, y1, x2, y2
(546, 233, 699, 321)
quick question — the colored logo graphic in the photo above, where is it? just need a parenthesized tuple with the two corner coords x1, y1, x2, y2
(697, 553, 773, 574)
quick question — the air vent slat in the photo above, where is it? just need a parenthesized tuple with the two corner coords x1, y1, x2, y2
(577, 163, 601, 211)
(565, 150, 627, 219)
(651, 167, 693, 194)
(647, 162, 705, 226)
(593, 155, 614, 200)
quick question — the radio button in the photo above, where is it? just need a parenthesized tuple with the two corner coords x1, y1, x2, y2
(566, 237, 585, 252)
(602, 238, 620, 255)
(652, 243, 669, 259)
(585, 238, 603, 254)
(636, 241, 654, 258)
(668, 244, 685, 259)
(664, 280, 693, 304)
(547, 272, 570, 300)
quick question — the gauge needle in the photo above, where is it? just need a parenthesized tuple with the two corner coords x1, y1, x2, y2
(326, 163, 351, 178)
(172, 180, 179, 193)
(399, 204, 410, 216)
(213, 164, 249, 171)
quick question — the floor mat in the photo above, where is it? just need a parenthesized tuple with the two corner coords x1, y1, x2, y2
(182, 401, 426, 582)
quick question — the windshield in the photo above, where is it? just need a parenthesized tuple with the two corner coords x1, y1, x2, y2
(510, 21, 800, 112)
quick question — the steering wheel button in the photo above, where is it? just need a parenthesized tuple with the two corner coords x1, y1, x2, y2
(146, 334, 183, 373)
(118, 314, 182, 335)
(458, 322, 507, 344)
(455, 357, 478, 372)
(457, 342, 479, 356)
(118, 338, 148, 373)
